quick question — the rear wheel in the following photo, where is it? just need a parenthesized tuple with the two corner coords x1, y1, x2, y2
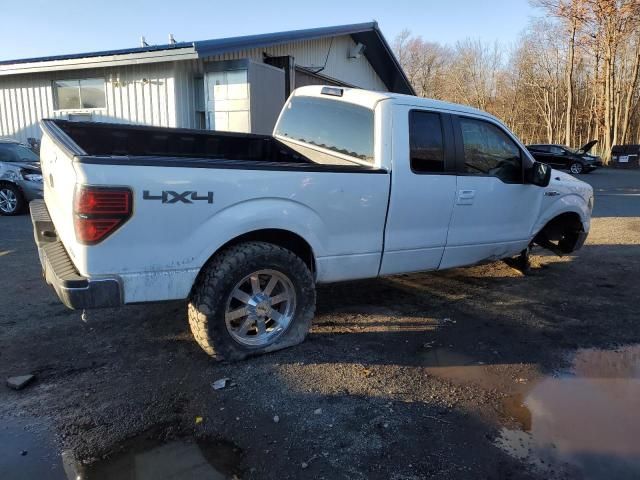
(0, 184, 24, 216)
(188, 241, 316, 360)
(569, 162, 583, 174)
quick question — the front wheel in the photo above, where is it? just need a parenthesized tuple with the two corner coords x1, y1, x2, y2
(569, 162, 584, 174)
(188, 241, 316, 360)
(0, 184, 25, 216)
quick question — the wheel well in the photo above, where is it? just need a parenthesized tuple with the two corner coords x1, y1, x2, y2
(214, 229, 315, 273)
(534, 212, 584, 254)
(0, 180, 18, 189)
(0, 180, 23, 196)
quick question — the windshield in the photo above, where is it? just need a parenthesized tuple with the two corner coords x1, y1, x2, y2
(0, 143, 39, 163)
(275, 96, 374, 164)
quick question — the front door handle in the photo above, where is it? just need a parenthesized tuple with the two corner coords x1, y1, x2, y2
(457, 189, 476, 205)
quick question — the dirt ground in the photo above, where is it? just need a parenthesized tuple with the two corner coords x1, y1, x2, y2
(1, 168, 639, 479)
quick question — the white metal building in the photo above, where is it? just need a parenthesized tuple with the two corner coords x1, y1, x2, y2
(0, 22, 413, 143)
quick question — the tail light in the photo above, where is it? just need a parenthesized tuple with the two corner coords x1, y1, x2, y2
(74, 186, 132, 244)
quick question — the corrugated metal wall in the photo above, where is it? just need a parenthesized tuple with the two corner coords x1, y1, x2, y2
(0, 62, 177, 143)
(200, 35, 387, 91)
(174, 34, 388, 129)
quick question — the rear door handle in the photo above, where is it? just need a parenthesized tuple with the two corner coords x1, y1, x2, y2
(457, 189, 476, 205)
(544, 190, 560, 197)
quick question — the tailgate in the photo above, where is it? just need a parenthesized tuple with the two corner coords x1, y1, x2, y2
(38, 121, 82, 270)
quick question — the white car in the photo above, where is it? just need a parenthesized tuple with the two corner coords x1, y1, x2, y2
(31, 85, 593, 360)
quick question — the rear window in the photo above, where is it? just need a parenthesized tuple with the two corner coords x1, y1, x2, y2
(275, 96, 374, 164)
(0, 143, 39, 162)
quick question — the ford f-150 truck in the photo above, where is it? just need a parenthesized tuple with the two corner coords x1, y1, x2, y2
(31, 85, 593, 360)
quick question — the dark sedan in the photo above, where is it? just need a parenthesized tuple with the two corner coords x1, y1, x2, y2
(526, 140, 602, 174)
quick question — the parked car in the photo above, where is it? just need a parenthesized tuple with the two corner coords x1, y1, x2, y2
(526, 141, 602, 174)
(610, 144, 640, 169)
(32, 85, 593, 360)
(0, 139, 43, 215)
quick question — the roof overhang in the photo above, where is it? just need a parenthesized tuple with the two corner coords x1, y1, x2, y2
(193, 22, 414, 95)
(0, 46, 197, 76)
(0, 22, 414, 95)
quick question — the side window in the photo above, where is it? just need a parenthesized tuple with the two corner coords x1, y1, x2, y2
(409, 111, 444, 173)
(0, 144, 18, 162)
(532, 145, 549, 153)
(459, 117, 523, 183)
(550, 146, 564, 155)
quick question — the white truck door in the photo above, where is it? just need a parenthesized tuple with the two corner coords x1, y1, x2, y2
(440, 115, 543, 269)
(379, 108, 457, 275)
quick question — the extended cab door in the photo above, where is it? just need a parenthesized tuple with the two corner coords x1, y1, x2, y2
(440, 115, 543, 269)
(379, 107, 457, 275)
(548, 145, 570, 168)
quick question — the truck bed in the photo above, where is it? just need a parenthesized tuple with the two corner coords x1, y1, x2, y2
(42, 120, 380, 172)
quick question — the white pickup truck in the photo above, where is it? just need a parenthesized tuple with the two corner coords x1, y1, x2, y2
(31, 85, 593, 360)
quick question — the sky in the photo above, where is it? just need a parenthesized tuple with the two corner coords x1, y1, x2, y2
(0, 0, 538, 62)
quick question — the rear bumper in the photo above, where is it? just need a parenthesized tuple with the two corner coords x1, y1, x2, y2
(18, 179, 43, 201)
(30, 200, 122, 309)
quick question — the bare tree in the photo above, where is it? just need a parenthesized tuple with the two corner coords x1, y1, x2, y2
(393, 1, 640, 158)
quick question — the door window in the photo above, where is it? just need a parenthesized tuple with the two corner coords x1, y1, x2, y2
(549, 146, 564, 155)
(530, 145, 549, 152)
(409, 111, 444, 173)
(459, 117, 523, 183)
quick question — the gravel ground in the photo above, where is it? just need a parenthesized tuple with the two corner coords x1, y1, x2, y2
(0, 168, 639, 479)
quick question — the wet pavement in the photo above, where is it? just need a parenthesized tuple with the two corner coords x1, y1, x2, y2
(1, 168, 639, 479)
(0, 419, 241, 480)
(0, 417, 65, 480)
(83, 432, 241, 480)
(496, 345, 640, 479)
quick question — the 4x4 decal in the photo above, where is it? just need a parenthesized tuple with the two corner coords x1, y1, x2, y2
(143, 190, 214, 204)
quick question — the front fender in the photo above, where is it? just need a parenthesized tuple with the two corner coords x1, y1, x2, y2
(532, 193, 591, 237)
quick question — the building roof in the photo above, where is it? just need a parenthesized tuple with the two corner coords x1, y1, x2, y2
(0, 22, 414, 95)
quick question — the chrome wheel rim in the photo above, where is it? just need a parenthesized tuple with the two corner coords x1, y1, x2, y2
(0, 188, 17, 213)
(570, 163, 582, 174)
(224, 269, 296, 347)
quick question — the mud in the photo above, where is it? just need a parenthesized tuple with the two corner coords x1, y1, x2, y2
(497, 345, 640, 479)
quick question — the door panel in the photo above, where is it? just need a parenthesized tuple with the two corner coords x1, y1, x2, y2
(535, 151, 559, 168)
(380, 108, 457, 275)
(549, 146, 568, 168)
(441, 176, 542, 269)
(441, 115, 543, 269)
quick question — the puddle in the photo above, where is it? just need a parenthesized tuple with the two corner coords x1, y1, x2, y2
(421, 347, 504, 389)
(0, 417, 66, 480)
(82, 433, 242, 480)
(497, 344, 640, 479)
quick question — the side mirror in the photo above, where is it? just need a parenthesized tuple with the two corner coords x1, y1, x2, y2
(526, 161, 551, 187)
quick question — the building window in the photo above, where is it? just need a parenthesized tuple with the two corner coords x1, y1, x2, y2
(54, 78, 106, 110)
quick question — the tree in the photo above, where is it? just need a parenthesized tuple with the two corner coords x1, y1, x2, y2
(393, 1, 640, 158)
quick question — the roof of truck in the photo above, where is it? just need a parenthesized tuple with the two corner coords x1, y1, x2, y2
(292, 85, 496, 121)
